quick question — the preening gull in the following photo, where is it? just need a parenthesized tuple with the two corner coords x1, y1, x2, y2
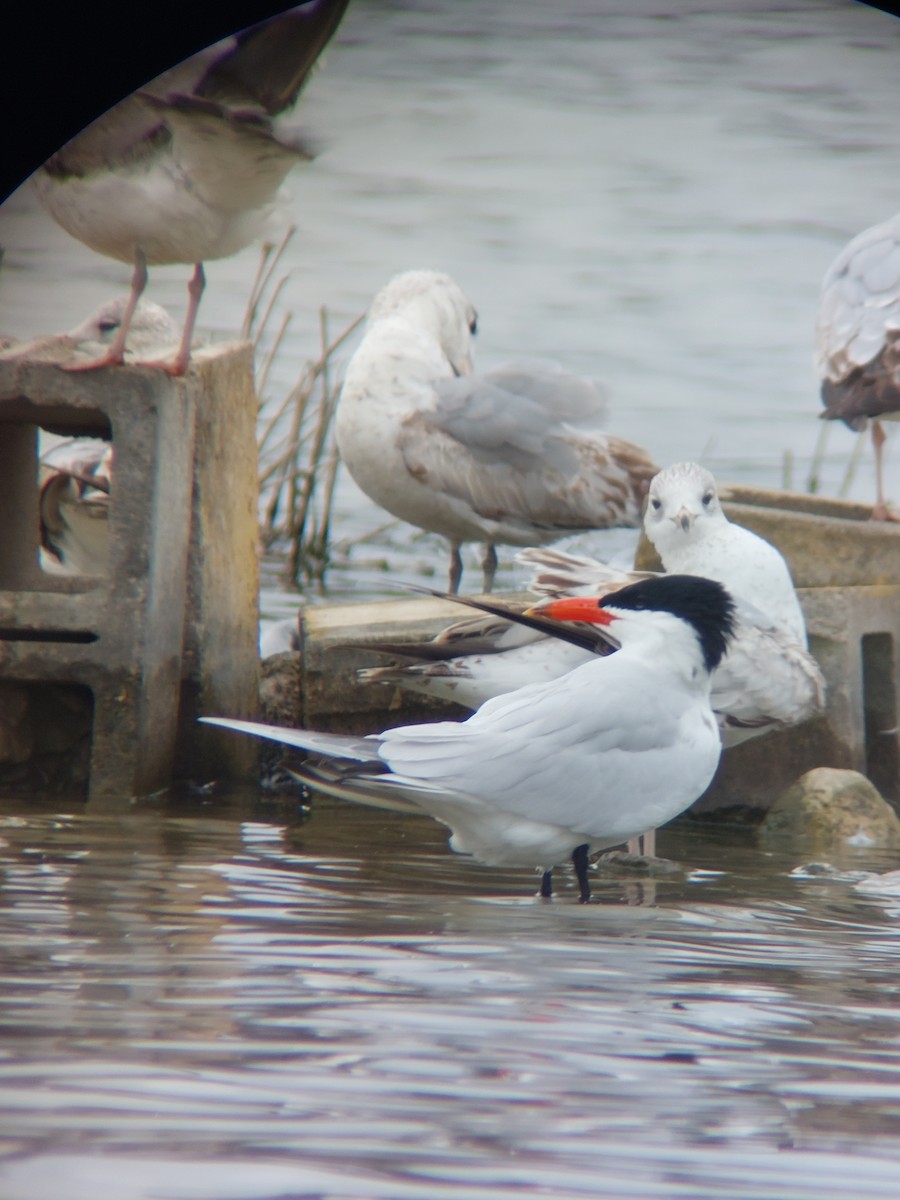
(205, 574, 735, 901)
(30, 0, 350, 375)
(335, 269, 659, 593)
(816, 211, 900, 519)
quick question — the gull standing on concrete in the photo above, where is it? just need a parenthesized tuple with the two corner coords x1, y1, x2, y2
(359, 462, 825, 746)
(204, 574, 735, 901)
(335, 269, 659, 593)
(30, 0, 350, 375)
(816, 211, 900, 519)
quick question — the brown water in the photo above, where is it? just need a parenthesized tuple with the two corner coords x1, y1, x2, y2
(3, 793, 900, 1199)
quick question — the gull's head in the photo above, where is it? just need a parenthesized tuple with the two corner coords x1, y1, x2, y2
(532, 573, 736, 675)
(67, 297, 179, 350)
(644, 461, 724, 549)
(369, 269, 478, 376)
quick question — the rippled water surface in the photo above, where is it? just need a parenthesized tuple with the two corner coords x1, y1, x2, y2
(3, 797, 900, 1199)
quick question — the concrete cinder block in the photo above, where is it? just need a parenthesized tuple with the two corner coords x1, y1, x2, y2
(176, 345, 260, 782)
(697, 584, 900, 811)
(0, 342, 260, 800)
(0, 356, 196, 800)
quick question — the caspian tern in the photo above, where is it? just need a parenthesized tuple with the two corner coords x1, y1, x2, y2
(30, 0, 350, 375)
(359, 462, 825, 746)
(335, 269, 659, 594)
(815, 211, 900, 520)
(204, 574, 736, 901)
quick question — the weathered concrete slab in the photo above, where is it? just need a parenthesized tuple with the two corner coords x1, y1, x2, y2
(636, 484, 900, 588)
(176, 344, 260, 783)
(298, 595, 473, 735)
(697, 584, 900, 811)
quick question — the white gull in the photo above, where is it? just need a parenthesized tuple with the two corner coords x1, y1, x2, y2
(335, 268, 659, 593)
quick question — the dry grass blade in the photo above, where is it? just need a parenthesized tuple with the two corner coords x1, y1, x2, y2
(241, 227, 296, 341)
(246, 241, 365, 585)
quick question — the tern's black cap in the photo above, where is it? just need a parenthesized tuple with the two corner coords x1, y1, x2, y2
(599, 574, 736, 673)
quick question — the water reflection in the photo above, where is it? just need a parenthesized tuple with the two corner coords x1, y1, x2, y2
(2, 797, 900, 1197)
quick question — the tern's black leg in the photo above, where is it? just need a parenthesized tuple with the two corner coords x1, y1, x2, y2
(572, 843, 591, 903)
(540, 869, 553, 898)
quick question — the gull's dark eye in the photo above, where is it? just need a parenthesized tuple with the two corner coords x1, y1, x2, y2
(469, 315, 478, 336)
(702, 491, 714, 506)
(650, 497, 662, 511)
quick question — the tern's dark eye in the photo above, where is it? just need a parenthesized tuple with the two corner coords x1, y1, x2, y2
(702, 491, 714, 506)
(650, 497, 662, 511)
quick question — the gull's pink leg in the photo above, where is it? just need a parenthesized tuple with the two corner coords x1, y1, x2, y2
(142, 263, 205, 376)
(64, 249, 148, 372)
(870, 420, 900, 522)
(626, 829, 655, 857)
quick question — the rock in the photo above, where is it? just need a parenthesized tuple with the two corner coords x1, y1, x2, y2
(598, 850, 684, 876)
(257, 652, 304, 791)
(259, 651, 302, 727)
(760, 767, 900, 849)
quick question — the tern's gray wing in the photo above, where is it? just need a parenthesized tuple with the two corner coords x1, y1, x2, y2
(400, 372, 656, 531)
(377, 656, 705, 840)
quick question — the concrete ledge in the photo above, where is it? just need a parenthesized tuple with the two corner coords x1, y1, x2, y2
(298, 595, 474, 735)
(636, 485, 900, 588)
